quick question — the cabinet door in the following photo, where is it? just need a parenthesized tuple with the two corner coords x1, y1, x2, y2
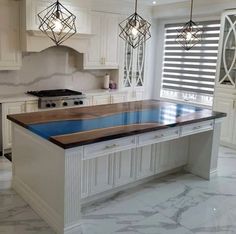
(0, 1, 21, 70)
(84, 12, 119, 69)
(84, 12, 103, 68)
(111, 94, 127, 104)
(213, 97, 234, 144)
(114, 150, 135, 187)
(103, 14, 119, 68)
(25, 101, 38, 112)
(89, 154, 113, 195)
(158, 141, 172, 173)
(92, 95, 111, 106)
(135, 145, 155, 179)
(2, 102, 25, 150)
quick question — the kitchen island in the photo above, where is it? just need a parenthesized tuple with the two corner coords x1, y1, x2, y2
(8, 100, 226, 234)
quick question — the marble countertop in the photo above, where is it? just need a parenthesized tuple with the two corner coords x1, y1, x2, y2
(0, 94, 39, 103)
(0, 89, 127, 103)
(84, 89, 128, 96)
(7, 100, 226, 149)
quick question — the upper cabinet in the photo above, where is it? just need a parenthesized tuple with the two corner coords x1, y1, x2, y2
(21, 0, 92, 53)
(216, 10, 236, 88)
(25, 0, 91, 34)
(0, 0, 21, 70)
(83, 11, 119, 69)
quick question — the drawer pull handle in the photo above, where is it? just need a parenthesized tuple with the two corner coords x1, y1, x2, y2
(193, 126, 201, 130)
(155, 134, 164, 139)
(105, 144, 118, 149)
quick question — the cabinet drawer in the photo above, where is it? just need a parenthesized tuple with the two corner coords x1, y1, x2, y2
(83, 137, 136, 159)
(181, 120, 214, 137)
(138, 128, 180, 147)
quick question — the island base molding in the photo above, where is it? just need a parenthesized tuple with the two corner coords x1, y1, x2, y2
(11, 120, 222, 234)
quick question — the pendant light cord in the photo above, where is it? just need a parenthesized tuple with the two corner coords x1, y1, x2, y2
(190, 0, 193, 21)
(135, 0, 138, 13)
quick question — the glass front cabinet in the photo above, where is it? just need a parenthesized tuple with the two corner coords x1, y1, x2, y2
(217, 11, 236, 87)
(120, 40, 147, 101)
(213, 9, 236, 148)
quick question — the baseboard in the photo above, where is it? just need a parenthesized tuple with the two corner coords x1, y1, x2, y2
(13, 177, 64, 234)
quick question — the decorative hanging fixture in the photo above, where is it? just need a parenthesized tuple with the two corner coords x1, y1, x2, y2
(38, 0, 77, 46)
(176, 0, 203, 51)
(119, 0, 151, 49)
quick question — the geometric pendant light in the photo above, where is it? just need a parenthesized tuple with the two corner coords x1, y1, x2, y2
(176, 0, 203, 51)
(38, 0, 77, 46)
(119, 0, 151, 49)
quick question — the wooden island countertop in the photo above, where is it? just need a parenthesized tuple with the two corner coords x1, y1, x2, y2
(7, 100, 226, 149)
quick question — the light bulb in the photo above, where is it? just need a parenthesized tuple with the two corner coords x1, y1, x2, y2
(186, 32, 192, 41)
(132, 27, 138, 37)
(53, 18, 63, 32)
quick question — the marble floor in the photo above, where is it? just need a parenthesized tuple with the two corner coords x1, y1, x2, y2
(1, 146, 236, 234)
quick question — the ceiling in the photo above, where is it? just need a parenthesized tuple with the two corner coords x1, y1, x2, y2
(127, 0, 188, 6)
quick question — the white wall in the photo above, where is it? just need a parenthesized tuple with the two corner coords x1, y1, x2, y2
(151, 0, 236, 100)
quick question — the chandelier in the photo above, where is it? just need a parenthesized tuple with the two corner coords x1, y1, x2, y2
(38, 0, 77, 46)
(119, 0, 151, 49)
(176, 0, 203, 51)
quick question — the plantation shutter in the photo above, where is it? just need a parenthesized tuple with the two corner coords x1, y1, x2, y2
(161, 20, 220, 104)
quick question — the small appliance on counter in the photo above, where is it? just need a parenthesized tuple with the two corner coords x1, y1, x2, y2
(27, 89, 86, 109)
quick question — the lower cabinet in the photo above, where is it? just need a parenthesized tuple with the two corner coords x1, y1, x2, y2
(81, 138, 189, 199)
(213, 97, 234, 144)
(92, 95, 111, 106)
(114, 149, 135, 187)
(136, 145, 155, 179)
(2, 102, 26, 151)
(89, 154, 114, 195)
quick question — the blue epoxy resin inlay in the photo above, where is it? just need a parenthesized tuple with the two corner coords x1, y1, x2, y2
(28, 105, 203, 139)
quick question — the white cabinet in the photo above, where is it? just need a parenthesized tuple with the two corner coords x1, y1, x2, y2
(135, 145, 155, 179)
(213, 97, 234, 144)
(89, 154, 114, 195)
(25, 100, 38, 112)
(84, 12, 119, 69)
(25, 0, 91, 34)
(92, 94, 111, 106)
(0, 0, 21, 70)
(213, 9, 236, 148)
(111, 93, 127, 104)
(2, 102, 25, 151)
(114, 150, 135, 187)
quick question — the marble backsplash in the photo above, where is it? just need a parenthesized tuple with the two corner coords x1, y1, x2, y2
(0, 47, 109, 95)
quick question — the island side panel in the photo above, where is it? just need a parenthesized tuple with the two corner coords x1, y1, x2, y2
(64, 148, 82, 234)
(11, 124, 82, 234)
(185, 119, 222, 180)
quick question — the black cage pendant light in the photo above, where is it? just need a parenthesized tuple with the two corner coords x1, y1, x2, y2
(119, 0, 151, 49)
(176, 0, 203, 51)
(38, 0, 77, 46)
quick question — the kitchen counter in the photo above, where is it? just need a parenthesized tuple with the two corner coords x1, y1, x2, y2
(0, 93, 38, 103)
(7, 100, 225, 149)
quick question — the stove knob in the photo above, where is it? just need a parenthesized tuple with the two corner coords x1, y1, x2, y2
(46, 103, 51, 108)
(79, 100, 84, 105)
(51, 103, 56, 108)
(63, 102, 68, 107)
(74, 101, 79, 105)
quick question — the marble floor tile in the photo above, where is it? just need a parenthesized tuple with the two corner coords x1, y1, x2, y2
(1, 146, 236, 234)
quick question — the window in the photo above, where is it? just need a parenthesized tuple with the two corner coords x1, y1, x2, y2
(160, 20, 221, 106)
